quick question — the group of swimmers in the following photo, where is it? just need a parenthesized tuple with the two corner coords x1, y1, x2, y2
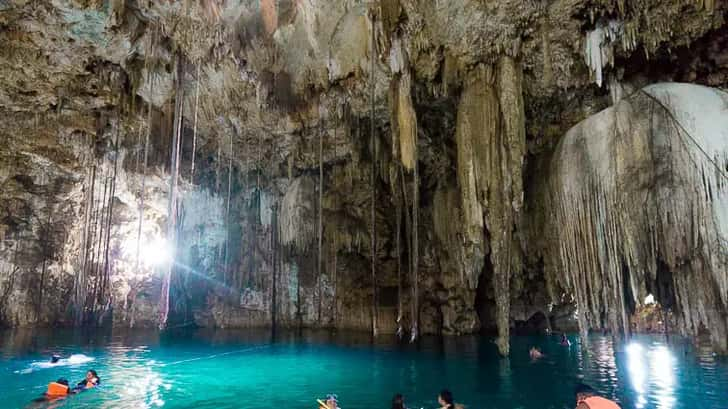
(319, 389, 462, 409)
(321, 384, 620, 409)
(33, 355, 100, 402)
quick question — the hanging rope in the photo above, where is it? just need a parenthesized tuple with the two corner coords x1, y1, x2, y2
(224, 130, 233, 285)
(191, 63, 201, 182)
(639, 89, 728, 182)
(76, 165, 96, 325)
(162, 345, 271, 367)
(136, 25, 157, 274)
(369, 8, 378, 338)
(331, 120, 338, 326)
(411, 107, 419, 343)
(395, 168, 403, 339)
(160, 52, 185, 330)
(318, 120, 324, 325)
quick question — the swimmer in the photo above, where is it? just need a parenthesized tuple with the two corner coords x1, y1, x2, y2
(17, 353, 95, 374)
(560, 334, 571, 347)
(318, 393, 340, 409)
(391, 393, 407, 409)
(529, 346, 544, 359)
(437, 389, 463, 409)
(574, 383, 621, 409)
(29, 378, 71, 405)
(73, 369, 100, 392)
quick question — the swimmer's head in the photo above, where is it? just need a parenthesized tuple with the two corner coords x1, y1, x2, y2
(86, 369, 99, 384)
(438, 390, 453, 406)
(574, 383, 597, 402)
(325, 394, 338, 408)
(50, 354, 61, 364)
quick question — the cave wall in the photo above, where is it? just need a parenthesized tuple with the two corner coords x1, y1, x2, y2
(0, 0, 726, 353)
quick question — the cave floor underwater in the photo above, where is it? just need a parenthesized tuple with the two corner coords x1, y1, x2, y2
(1, 328, 726, 409)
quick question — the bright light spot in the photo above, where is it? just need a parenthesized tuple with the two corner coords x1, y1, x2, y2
(627, 343, 643, 355)
(122, 235, 172, 270)
(140, 238, 172, 267)
(644, 294, 656, 305)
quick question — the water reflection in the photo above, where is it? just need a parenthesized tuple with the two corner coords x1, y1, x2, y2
(103, 343, 170, 408)
(625, 341, 676, 409)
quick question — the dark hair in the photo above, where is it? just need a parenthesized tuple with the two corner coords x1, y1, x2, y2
(439, 389, 454, 405)
(391, 393, 405, 409)
(574, 383, 596, 396)
(51, 355, 61, 364)
(88, 369, 100, 384)
(56, 378, 69, 386)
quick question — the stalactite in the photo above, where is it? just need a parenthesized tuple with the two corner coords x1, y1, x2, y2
(544, 83, 728, 353)
(493, 57, 525, 356)
(454, 58, 525, 355)
(541, 19, 553, 87)
(280, 176, 316, 251)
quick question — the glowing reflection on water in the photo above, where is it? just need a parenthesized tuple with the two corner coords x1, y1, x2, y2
(626, 342, 676, 409)
(100, 345, 171, 408)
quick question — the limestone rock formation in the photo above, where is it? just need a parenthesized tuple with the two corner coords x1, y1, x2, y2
(540, 83, 728, 352)
(0, 0, 727, 354)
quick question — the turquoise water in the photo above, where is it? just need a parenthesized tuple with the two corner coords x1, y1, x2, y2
(1, 329, 726, 409)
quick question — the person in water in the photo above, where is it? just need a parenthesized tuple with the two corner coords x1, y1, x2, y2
(529, 346, 544, 359)
(391, 393, 407, 409)
(574, 383, 621, 409)
(73, 369, 100, 391)
(437, 389, 463, 409)
(319, 393, 340, 409)
(560, 334, 571, 347)
(30, 378, 71, 404)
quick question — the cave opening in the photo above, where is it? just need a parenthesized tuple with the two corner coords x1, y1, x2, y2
(474, 255, 496, 335)
(513, 311, 549, 335)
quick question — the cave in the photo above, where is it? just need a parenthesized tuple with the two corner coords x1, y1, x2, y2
(1, 0, 727, 407)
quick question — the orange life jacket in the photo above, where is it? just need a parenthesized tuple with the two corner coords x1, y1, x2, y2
(46, 382, 70, 397)
(579, 396, 621, 409)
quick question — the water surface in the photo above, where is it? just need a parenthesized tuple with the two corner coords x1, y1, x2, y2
(1, 329, 726, 408)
